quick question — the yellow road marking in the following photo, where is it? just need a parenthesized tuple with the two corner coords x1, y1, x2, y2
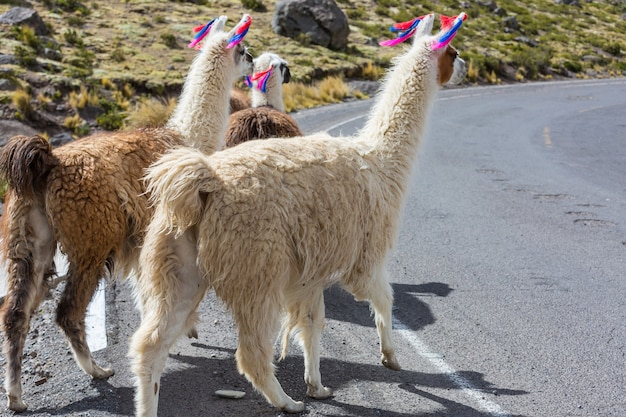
(543, 126, 553, 149)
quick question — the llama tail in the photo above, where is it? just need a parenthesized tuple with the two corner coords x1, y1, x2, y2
(144, 147, 218, 237)
(0, 135, 58, 202)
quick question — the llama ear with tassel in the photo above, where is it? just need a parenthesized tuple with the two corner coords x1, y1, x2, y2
(413, 13, 435, 41)
(188, 15, 228, 49)
(379, 13, 434, 47)
(431, 12, 467, 50)
(226, 14, 252, 49)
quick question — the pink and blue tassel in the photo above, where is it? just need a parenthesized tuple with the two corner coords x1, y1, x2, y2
(188, 18, 217, 49)
(379, 15, 426, 47)
(431, 12, 467, 50)
(245, 67, 273, 93)
(227, 15, 252, 49)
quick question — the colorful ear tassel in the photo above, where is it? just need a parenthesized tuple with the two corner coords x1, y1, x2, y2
(188, 18, 217, 49)
(245, 67, 273, 93)
(379, 15, 426, 47)
(431, 12, 467, 50)
(227, 14, 252, 49)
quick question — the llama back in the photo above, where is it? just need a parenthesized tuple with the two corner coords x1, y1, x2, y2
(188, 135, 406, 293)
(45, 128, 182, 276)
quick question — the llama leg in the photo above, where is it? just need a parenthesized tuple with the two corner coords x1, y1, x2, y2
(366, 267, 401, 371)
(292, 290, 333, 399)
(234, 305, 304, 413)
(55, 264, 113, 378)
(2, 205, 55, 412)
(131, 302, 198, 417)
(131, 231, 207, 417)
(1, 263, 49, 412)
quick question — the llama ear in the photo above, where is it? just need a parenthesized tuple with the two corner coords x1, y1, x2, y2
(212, 15, 229, 33)
(226, 14, 252, 49)
(413, 13, 435, 41)
(431, 12, 467, 50)
(188, 16, 228, 49)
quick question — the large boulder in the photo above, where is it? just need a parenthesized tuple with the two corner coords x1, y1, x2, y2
(0, 7, 48, 36)
(272, 0, 350, 51)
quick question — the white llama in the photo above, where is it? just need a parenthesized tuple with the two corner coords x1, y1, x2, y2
(225, 52, 303, 147)
(0, 15, 252, 413)
(130, 12, 467, 416)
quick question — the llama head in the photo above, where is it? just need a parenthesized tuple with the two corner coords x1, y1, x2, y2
(246, 52, 291, 93)
(430, 13, 467, 85)
(190, 14, 254, 77)
(380, 12, 467, 86)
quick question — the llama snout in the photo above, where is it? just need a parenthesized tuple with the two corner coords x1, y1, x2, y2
(449, 57, 467, 85)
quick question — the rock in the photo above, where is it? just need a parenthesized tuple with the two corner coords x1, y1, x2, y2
(0, 54, 17, 65)
(0, 7, 49, 36)
(0, 120, 40, 145)
(0, 79, 17, 92)
(272, 0, 350, 50)
(514, 36, 538, 47)
(494, 7, 508, 17)
(215, 390, 246, 399)
(49, 132, 74, 147)
(503, 15, 519, 31)
(555, 0, 580, 5)
(41, 47, 62, 61)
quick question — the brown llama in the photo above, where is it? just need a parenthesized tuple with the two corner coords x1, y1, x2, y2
(0, 15, 253, 412)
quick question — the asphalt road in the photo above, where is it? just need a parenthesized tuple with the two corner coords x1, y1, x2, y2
(0, 78, 624, 417)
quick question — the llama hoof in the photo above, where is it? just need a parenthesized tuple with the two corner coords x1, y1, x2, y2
(281, 400, 305, 413)
(8, 395, 28, 412)
(92, 366, 115, 379)
(382, 355, 401, 371)
(307, 385, 333, 399)
(186, 326, 199, 339)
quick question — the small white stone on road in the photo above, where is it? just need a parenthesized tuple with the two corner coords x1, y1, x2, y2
(215, 390, 246, 399)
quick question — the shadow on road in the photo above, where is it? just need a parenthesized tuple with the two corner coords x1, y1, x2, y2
(31, 379, 134, 416)
(325, 282, 453, 332)
(151, 347, 528, 417)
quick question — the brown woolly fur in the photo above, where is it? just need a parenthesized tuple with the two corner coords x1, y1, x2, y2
(225, 106, 303, 147)
(229, 87, 251, 113)
(225, 52, 302, 147)
(130, 13, 468, 416)
(0, 14, 253, 413)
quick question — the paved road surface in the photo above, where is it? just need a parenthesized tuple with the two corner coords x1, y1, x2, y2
(0, 78, 624, 416)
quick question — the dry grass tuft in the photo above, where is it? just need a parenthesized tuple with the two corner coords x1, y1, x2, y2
(12, 89, 33, 119)
(283, 76, 351, 112)
(126, 97, 177, 129)
(69, 84, 99, 109)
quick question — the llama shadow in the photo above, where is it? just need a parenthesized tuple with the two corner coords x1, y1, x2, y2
(325, 282, 453, 332)
(27, 379, 134, 416)
(157, 348, 528, 417)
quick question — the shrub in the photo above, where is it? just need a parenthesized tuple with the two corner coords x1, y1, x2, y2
(563, 60, 582, 73)
(160, 33, 178, 49)
(63, 114, 90, 137)
(96, 98, 126, 130)
(126, 97, 176, 128)
(63, 28, 84, 47)
(13, 45, 38, 68)
(510, 45, 553, 80)
(240, 0, 266, 12)
(361, 62, 385, 81)
(12, 89, 34, 120)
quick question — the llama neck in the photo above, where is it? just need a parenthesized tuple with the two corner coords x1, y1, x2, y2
(251, 76, 284, 112)
(361, 43, 439, 172)
(167, 44, 234, 154)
